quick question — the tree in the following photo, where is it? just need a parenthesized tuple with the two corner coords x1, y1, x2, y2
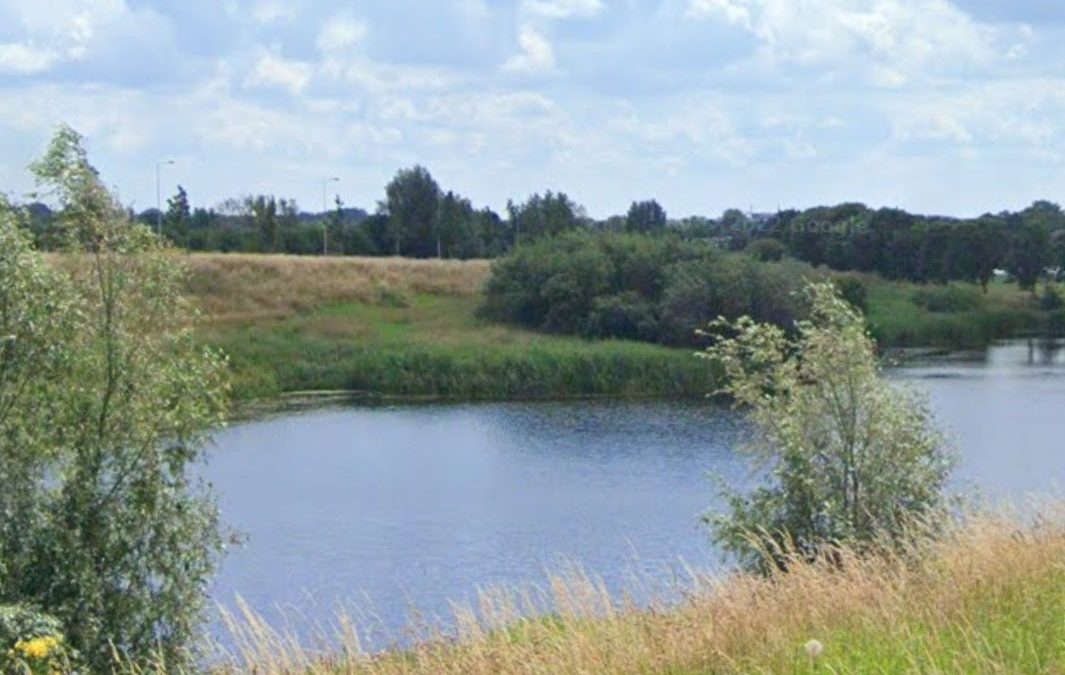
(507, 191, 581, 245)
(383, 165, 440, 257)
(625, 199, 667, 234)
(702, 282, 953, 573)
(1009, 215, 1051, 291)
(163, 185, 191, 248)
(0, 125, 229, 670)
(437, 190, 474, 258)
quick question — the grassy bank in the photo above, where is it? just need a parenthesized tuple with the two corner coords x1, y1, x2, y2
(186, 255, 717, 401)
(861, 276, 1061, 349)
(206, 508, 1065, 674)
(182, 254, 1059, 401)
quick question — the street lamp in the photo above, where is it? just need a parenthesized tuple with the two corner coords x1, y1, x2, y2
(155, 159, 175, 236)
(322, 176, 340, 255)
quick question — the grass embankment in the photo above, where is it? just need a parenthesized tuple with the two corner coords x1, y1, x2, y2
(186, 255, 716, 401)
(209, 510, 1065, 674)
(184, 254, 1060, 401)
(861, 277, 1062, 349)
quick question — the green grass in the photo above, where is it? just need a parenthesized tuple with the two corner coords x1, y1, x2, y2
(188, 254, 1065, 402)
(862, 277, 1059, 349)
(204, 295, 719, 401)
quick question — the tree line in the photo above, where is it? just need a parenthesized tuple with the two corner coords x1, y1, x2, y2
(15, 164, 1065, 290)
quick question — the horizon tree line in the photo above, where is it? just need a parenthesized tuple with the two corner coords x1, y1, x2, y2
(13, 164, 1065, 288)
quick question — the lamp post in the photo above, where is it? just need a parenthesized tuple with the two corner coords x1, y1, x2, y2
(322, 176, 340, 255)
(155, 159, 175, 236)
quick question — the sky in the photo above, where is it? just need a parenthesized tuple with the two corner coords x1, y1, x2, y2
(1, 0, 1065, 219)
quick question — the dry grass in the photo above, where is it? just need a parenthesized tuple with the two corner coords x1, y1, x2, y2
(179, 254, 491, 324)
(192, 506, 1065, 674)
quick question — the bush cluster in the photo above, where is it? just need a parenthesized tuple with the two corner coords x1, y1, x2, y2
(480, 232, 813, 345)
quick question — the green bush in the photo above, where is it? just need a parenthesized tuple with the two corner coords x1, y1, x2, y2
(584, 291, 659, 341)
(0, 606, 75, 674)
(704, 283, 954, 573)
(834, 275, 868, 312)
(1039, 284, 1063, 311)
(911, 285, 982, 313)
(0, 126, 228, 672)
(746, 237, 786, 262)
(481, 231, 810, 347)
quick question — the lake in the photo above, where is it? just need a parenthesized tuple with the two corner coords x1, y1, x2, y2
(206, 339, 1064, 647)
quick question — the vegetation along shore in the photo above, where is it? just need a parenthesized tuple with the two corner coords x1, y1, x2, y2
(183, 249, 1062, 402)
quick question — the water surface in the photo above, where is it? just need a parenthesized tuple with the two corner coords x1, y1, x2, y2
(206, 339, 1064, 645)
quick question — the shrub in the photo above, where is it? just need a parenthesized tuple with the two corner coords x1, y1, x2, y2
(702, 282, 954, 572)
(0, 606, 76, 675)
(0, 127, 228, 671)
(834, 275, 868, 312)
(746, 237, 786, 262)
(584, 292, 659, 341)
(911, 285, 982, 313)
(1039, 284, 1063, 311)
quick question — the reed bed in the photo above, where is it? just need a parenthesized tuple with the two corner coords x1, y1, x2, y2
(178, 506, 1065, 674)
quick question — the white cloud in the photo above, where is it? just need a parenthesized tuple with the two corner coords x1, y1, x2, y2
(316, 14, 368, 53)
(244, 51, 313, 95)
(0, 42, 59, 74)
(251, 0, 299, 25)
(0, 0, 129, 72)
(502, 26, 556, 74)
(524, 0, 605, 20)
(686, 0, 752, 27)
(685, 0, 992, 86)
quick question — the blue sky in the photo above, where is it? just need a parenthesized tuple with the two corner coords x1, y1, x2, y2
(1, 0, 1064, 218)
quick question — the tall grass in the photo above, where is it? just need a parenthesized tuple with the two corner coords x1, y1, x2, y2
(147, 505, 1063, 674)
(182, 254, 490, 324)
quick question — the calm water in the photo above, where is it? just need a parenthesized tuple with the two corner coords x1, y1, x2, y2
(206, 339, 1064, 645)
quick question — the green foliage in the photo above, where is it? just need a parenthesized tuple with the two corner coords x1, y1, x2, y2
(0, 126, 228, 671)
(745, 237, 786, 262)
(0, 606, 75, 675)
(163, 185, 191, 248)
(481, 231, 808, 345)
(209, 295, 719, 401)
(384, 165, 441, 257)
(702, 282, 954, 572)
(507, 191, 583, 245)
(624, 199, 667, 234)
(833, 274, 867, 312)
(1040, 283, 1064, 311)
(911, 284, 983, 313)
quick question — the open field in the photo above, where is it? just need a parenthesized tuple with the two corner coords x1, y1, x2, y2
(178, 254, 1061, 401)
(197, 507, 1065, 674)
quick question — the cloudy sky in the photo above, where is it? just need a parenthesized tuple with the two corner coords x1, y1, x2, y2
(1, 0, 1064, 218)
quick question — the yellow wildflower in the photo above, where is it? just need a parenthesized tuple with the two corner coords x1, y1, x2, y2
(14, 635, 59, 660)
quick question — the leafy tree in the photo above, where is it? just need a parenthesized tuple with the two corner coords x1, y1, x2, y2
(249, 195, 280, 252)
(625, 199, 667, 234)
(1009, 216, 1051, 291)
(383, 165, 440, 257)
(0, 126, 228, 670)
(745, 237, 786, 262)
(507, 191, 582, 245)
(163, 185, 191, 248)
(702, 282, 953, 573)
(438, 190, 475, 258)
